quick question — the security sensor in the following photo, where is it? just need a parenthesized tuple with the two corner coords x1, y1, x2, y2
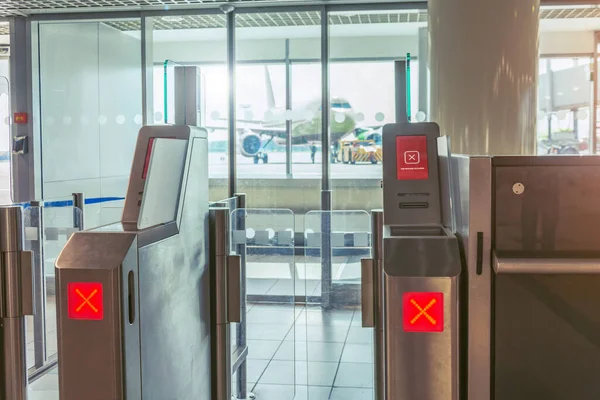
(220, 4, 235, 13)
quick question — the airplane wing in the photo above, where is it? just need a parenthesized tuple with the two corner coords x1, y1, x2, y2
(249, 127, 287, 138)
(204, 125, 287, 140)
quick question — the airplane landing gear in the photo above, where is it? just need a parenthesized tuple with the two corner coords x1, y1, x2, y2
(253, 152, 269, 164)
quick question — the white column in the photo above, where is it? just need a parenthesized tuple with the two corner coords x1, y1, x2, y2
(429, 0, 540, 155)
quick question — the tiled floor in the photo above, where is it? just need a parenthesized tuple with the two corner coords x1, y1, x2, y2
(26, 296, 58, 369)
(243, 303, 375, 400)
(29, 368, 59, 400)
(246, 257, 363, 299)
(27, 303, 375, 400)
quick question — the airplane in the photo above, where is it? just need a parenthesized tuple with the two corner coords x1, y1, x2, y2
(207, 67, 381, 164)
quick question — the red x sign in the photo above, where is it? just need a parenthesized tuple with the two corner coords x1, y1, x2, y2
(68, 282, 104, 320)
(402, 292, 444, 332)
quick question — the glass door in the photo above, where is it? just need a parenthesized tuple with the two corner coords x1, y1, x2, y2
(231, 208, 306, 399)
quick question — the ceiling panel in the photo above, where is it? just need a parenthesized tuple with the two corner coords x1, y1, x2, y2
(100, 7, 595, 31)
(0, 0, 598, 23)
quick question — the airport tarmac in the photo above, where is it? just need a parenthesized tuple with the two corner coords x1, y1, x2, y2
(210, 151, 382, 179)
(0, 151, 382, 207)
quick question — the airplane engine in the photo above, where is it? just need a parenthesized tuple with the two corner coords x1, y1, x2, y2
(366, 132, 382, 145)
(240, 133, 262, 157)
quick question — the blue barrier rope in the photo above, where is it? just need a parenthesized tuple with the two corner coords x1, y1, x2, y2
(18, 196, 125, 209)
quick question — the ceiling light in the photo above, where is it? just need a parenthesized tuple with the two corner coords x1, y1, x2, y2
(220, 4, 235, 13)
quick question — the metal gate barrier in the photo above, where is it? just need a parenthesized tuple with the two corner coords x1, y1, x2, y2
(0, 206, 34, 400)
(209, 194, 249, 400)
(55, 125, 211, 400)
(370, 121, 600, 400)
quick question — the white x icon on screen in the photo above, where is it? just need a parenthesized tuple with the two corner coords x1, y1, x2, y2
(404, 151, 420, 164)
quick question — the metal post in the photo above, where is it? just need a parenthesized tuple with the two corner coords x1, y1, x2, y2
(593, 32, 599, 154)
(72, 192, 84, 230)
(210, 208, 232, 400)
(27, 202, 46, 370)
(321, 6, 330, 181)
(321, 190, 332, 309)
(372, 210, 385, 400)
(285, 39, 293, 179)
(0, 206, 34, 400)
(141, 17, 154, 126)
(9, 18, 35, 204)
(227, 11, 237, 197)
(319, 8, 333, 309)
(395, 60, 408, 124)
(418, 27, 429, 119)
(547, 58, 555, 143)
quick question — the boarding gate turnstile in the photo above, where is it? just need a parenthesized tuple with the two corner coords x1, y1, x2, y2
(363, 123, 461, 400)
(372, 122, 600, 400)
(55, 125, 212, 400)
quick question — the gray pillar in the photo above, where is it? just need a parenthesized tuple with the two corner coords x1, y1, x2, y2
(429, 0, 540, 155)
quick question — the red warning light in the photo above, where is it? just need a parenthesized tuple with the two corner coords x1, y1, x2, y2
(13, 112, 28, 124)
(402, 292, 444, 332)
(68, 282, 103, 320)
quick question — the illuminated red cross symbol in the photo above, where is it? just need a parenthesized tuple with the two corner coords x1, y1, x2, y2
(410, 298, 437, 325)
(68, 282, 104, 320)
(403, 292, 444, 332)
(76, 288, 99, 313)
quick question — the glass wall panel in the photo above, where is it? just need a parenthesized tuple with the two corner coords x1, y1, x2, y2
(537, 57, 593, 155)
(36, 16, 142, 366)
(150, 14, 228, 201)
(235, 11, 321, 398)
(329, 10, 425, 213)
(235, 12, 322, 210)
(326, 10, 425, 399)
